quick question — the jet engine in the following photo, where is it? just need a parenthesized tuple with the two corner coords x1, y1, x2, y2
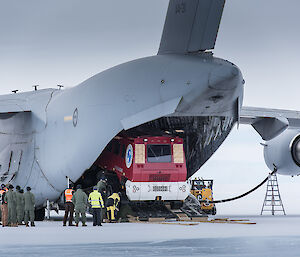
(264, 129, 300, 176)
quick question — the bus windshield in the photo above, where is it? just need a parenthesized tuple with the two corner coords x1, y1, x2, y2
(147, 144, 171, 163)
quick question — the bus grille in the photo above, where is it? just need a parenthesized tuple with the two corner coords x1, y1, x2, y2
(149, 174, 171, 182)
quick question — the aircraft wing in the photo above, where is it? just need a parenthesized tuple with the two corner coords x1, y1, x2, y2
(0, 99, 31, 119)
(0, 101, 30, 113)
(0, 92, 34, 114)
(0, 88, 58, 115)
(158, 0, 226, 54)
(240, 106, 300, 140)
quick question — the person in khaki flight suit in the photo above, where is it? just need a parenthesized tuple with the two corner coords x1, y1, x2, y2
(72, 184, 88, 227)
(4, 184, 18, 227)
(24, 186, 35, 227)
(15, 185, 25, 225)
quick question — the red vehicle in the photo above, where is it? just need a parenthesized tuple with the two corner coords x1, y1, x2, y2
(96, 136, 190, 201)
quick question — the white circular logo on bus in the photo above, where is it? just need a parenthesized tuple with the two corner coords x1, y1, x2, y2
(125, 144, 133, 168)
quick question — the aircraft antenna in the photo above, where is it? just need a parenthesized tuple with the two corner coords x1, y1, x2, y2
(33, 85, 39, 91)
(57, 85, 64, 90)
(11, 90, 18, 94)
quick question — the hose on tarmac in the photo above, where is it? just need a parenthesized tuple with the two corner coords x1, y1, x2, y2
(201, 169, 277, 204)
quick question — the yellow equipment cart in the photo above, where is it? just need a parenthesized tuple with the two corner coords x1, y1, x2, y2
(190, 179, 216, 215)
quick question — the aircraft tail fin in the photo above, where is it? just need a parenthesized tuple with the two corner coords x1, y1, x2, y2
(158, 0, 226, 55)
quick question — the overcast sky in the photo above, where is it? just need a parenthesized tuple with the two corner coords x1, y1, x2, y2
(1, 0, 300, 215)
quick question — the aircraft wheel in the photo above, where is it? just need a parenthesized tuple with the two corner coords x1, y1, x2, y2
(170, 201, 183, 209)
(35, 208, 45, 221)
(212, 207, 217, 215)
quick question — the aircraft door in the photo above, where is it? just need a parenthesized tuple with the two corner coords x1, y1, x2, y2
(0, 148, 22, 182)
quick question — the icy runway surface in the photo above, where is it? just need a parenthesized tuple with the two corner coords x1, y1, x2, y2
(1, 215, 300, 257)
(2, 237, 300, 257)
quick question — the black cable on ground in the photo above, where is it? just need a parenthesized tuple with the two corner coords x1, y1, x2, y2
(202, 169, 277, 204)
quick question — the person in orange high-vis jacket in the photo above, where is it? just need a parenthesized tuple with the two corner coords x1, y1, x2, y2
(0, 184, 8, 227)
(63, 185, 75, 226)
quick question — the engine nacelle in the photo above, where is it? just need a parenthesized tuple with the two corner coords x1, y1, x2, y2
(264, 129, 300, 176)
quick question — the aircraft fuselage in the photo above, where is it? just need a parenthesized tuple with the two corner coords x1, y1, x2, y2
(0, 54, 244, 206)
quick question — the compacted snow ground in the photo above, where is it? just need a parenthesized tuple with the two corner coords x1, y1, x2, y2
(0, 214, 300, 257)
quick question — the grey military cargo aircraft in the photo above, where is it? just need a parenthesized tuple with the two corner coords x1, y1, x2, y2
(1, 0, 300, 218)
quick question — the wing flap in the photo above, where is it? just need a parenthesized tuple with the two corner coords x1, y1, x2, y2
(240, 106, 300, 140)
(240, 106, 300, 127)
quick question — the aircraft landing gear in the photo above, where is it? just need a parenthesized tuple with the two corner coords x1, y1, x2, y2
(35, 208, 45, 221)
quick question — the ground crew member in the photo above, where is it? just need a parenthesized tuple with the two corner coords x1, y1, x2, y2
(63, 185, 75, 226)
(16, 185, 25, 225)
(72, 184, 88, 227)
(96, 179, 107, 193)
(19, 189, 25, 224)
(106, 192, 121, 222)
(96, 179, 107, 221)
(0, 201, 1, 224)
(0, 184, 5, 224)
(88, 186, 104, 226)
(4, 184, 17, 227)
(24, 186, 35, 227)
(0, 184, 8, 227)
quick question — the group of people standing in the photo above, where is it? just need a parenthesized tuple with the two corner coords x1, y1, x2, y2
(0, 184, 35, 227)
(63, 179, 121, 227)
(63, 184, 89, 227)
(0, 179, 121, 227)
